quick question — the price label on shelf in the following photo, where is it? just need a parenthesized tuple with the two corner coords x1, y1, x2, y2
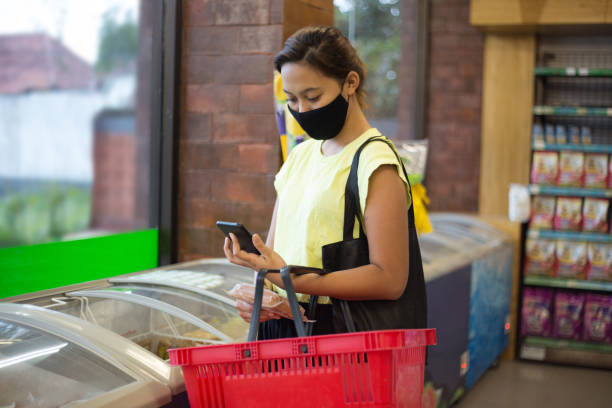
(605, 190, 612, 198)
(533, 140, 546, 150)
(566, 280, 579, 289)
(566, 67, 577, 76)
(607, 108, 612, 117)
(577, 107, 587, 115)
(520, 345, 546, 361)
(527, 229, 540, 239)
(578, 67, 588, 76)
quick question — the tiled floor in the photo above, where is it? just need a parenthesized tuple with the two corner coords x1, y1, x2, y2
(456, 361, 612, 407)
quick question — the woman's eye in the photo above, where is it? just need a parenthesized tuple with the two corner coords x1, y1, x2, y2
(307, 96, 321, 102)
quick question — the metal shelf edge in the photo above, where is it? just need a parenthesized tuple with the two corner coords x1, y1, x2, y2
(523, 276, 612, 292)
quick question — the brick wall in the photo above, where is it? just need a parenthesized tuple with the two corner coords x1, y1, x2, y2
(178, 0, 333, 261)
(91, 111, 136, 230)
(423, 0, 484, 212)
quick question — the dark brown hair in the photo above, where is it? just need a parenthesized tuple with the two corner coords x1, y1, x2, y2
(274, 26, 367, 107)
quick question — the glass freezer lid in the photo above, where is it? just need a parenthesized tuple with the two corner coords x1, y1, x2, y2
(429, 213, 502, 240)
(0, 318, 135, 408)
(58, 286, 248, 359)
(111, 263, 254, 301)
(419, 234, 461, 257)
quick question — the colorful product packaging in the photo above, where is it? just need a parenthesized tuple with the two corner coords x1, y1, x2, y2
(553, 291, 585, 340)
(525, 239, 556, 276)
(586, 243, 612, 282)
(555, 241, 587, 279)
(568, 125, 581, 145)
(530, 196, 556, 230)
(583, 294, 612, 343)
(521, 287, 554, 337)
(580, 126, 592, 145)
(531, 151, 558, 185)
(584, 154, 608, 189)
(545, 124, 556, 144)
(557, 151, 584, 187)
(608, 155, 612, 189)
(582, 198, 609, 233)
(532, 123, 545, 145)
(554, 197, 583, 231)
(555, 125, 567, 144)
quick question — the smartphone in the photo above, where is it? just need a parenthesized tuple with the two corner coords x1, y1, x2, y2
(216, 221, 260, 255)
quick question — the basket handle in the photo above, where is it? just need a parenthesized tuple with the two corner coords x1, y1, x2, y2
(249, 266, 356, 340)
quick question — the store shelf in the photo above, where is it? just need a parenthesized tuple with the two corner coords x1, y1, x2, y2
(528, 184, 612, 198)
(524, 275, 612, 292)
(532, 142, 612, 153)
(520, 336, 612, 369)
(534, 67, 612, 77)
(527, 228, 612, 243)
(533, 106, 612, 117)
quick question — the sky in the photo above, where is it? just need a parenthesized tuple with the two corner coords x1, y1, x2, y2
(0, 0, 138, 64)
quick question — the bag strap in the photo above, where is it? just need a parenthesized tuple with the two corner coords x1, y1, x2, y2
(343, 136, 415, 241)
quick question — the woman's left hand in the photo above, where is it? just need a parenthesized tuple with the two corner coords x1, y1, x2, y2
(223, 233, 287, 272)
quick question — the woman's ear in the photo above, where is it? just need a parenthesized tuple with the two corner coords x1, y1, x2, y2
(344, 71, 360, 97)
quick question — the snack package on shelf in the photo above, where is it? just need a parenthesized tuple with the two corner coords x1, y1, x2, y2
(586, 243, 612, 281)
(531, 151, 558, 185)
(525, 239, 556, 276)
(609, 155, 612, 189)
(583, 294, 612, 343)
(555, 125, 567, 144)
(555, 241, 587, 279)
(553, 291, 585, 340)
(557, 151, 584, 187)
(521, 287, 554, 337)
(545, 124, 556, 144)
(580, 126, 592, 145)
(227, 283, 308, 322)
(554, 197, 583, 231)
(532, 123, 545, 145)
(582, 198, 609, 233)
(530, 196, 556, 229)
(568, 125, 581, 145)
(584, 154, 608, 189)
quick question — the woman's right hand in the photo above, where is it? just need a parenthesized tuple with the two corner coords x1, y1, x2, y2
(235, 300, 282, 323)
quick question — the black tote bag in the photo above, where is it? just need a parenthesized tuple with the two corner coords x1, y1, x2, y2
(321, 136, 427, 333)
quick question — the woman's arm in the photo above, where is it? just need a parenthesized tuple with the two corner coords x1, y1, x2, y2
(266, 198, 280, 247)
(265, 164, 410, 300)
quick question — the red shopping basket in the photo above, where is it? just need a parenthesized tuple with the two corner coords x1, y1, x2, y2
(169, 328, 435, 408)
(169, 266, 436, 408)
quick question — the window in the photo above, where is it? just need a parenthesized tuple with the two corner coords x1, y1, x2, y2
(335, 0, 402, 138)
(0, 0, 151, 248)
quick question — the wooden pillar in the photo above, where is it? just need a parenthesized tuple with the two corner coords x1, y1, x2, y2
(478, 34, 535, 216)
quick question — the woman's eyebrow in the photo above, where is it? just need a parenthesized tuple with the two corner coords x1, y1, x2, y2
(283, 87, 321, 96)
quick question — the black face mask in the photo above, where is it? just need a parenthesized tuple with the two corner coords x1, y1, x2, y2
(288, 92, 349, 141)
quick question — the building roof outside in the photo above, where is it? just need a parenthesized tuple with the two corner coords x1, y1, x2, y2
(0, 32, 95, 94)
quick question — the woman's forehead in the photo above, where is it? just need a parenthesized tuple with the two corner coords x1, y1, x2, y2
(280, 62, 338, 93)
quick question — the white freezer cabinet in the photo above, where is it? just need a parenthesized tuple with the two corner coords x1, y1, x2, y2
(0, 303, 170, 408)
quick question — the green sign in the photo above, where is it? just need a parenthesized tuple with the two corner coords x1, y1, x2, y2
(0, 229, 158, 299)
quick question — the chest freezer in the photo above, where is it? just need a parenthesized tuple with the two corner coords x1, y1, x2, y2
(0, 303, 170, 408)
(6, 259, 253, 397)
(421, 213, 513, 407)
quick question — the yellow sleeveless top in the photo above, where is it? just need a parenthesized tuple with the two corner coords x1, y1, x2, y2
(272, 128, 411, 303)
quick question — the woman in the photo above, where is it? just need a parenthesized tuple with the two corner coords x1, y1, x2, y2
(224, 26, 426, 339)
